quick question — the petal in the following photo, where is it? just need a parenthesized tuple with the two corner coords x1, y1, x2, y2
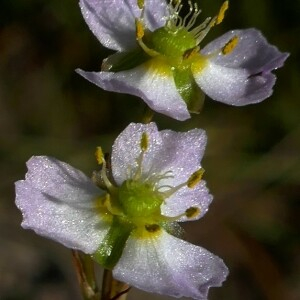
(79, 0, 168, 51)
(111, 123, 207, 184)
(113, 230, 228, 299)
(193, 63, 276, 105)
(76, 59, 190, 120)
(143, 0, 169, 31)
(161, 181, 213, 222)
(154, 128, 207, 186)
(192, 28, 289, 105)
(15, 156, 109, 253)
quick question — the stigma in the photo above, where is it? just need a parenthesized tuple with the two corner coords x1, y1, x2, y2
(136, 0, 230, 61)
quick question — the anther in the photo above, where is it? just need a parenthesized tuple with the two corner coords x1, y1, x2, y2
(216, 1, 229, 25)
(194, 1, 229, 44)
(187, 168, 204, 188)
(185, 207, 200, 218)
(140, 132, 149, 152)
(135, 19, 160, 57)
(145, 224, 160, 233)
(183, 47, 198, 59)
(137, 0, 144, 9)
(161, 168, 204, 198)
(95, 146, 104, 165)
(160, 207, 200, 222)
(135, 19, 145, 40)
(133, 132, 150, 180)
(95, 146, 114, 192)
(222, 36, 238, 55)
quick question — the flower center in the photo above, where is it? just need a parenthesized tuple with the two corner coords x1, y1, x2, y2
(92, 132, 204, 269)
(118, 179, 164, 218)
(149, 27, 196, 59)
(137, 0, 229, 60)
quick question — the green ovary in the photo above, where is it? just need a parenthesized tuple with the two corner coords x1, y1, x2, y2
(118, 179, 164, 219)
(144, 26, 207, 113)
(149, 27, 197, 59)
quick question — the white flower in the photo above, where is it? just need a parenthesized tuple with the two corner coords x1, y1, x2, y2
(77, 0, 288, 120)
(16, 123, 228, 299)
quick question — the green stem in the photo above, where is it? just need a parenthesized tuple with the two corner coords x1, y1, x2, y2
(72, 250, 100, 300)
(101, 269, 130, 300)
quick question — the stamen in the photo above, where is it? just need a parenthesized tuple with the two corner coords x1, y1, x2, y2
(157, 184, 174, 191)
(222, 36, 239, 55)
(103, 194, 123, 216)
(135, 19, 160, 57)
(183, 47, 199, 60)
(133, 132, 149, 180)
(216, 1, 229, 25)
(137, 0, 144, 9)
(146, 170, 173, 182)
(182, 1, 194, 28)
(185, 2, 201, 30)
(135, 19, 144, 40)
(167, 0, 183, 29)
(147, 171, 174, 189)
(145, 224, 160, 232)
(191, 17, 211, 38)
(194, 1, 229, 44)
(162, 168, 204, 198)
(187, 168, 204, 188)
(140, 132, 149, 151)
(162, 181, 187, 198)
(160, 206, 200, 222)
(95, 147, 114, 192)
(185, 207, 200, 218)
(95, 146, 105, 165)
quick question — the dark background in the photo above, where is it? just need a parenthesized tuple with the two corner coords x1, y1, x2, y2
(0, 0, 299, 299)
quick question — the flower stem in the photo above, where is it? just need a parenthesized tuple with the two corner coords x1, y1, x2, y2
(101, 269, 130, 300)
(72, 250, 100, 300)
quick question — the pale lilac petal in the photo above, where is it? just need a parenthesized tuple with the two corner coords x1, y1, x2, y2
(111, 123, 206, 184)
(193, 28, 289, 105)
(79, 0, 168, 51)
(76, 62, 190, 120)
(15, 156, 108, 254)
(150, 128, 212, 219)
(143, 0, 169, 30)
(161, 181, 213, 221)
(113, 230, 228, 299)
(153, 128, 207, 186)
(193, 63, 275, 105)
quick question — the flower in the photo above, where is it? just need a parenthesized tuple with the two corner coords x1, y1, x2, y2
(76, 0, 289, 121)
(15, 122, 228, 299)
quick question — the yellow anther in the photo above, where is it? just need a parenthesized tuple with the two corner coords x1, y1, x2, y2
(216, 1, 229, 25)
(183, 47, 199, 60)
(135, 19, 145, 40)
(185, 207, 200, 218)
(222, 35, 238, 55)
(140, 132, 149, 152)
(137, 0, 144, 9)
(145, 224, 160, 233)
(95, 147, 104, 165)
(187, 168, 204, 188)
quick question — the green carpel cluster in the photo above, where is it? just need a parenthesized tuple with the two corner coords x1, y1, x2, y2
(149, 27, 197, 58)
